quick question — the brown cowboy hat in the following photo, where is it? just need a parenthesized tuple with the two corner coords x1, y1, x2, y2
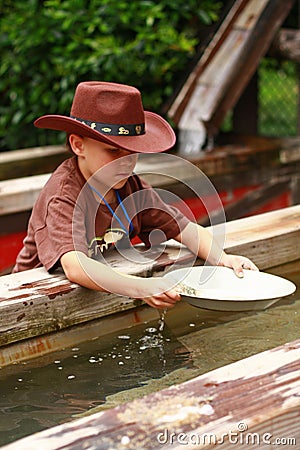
(34, 81, 176, 153)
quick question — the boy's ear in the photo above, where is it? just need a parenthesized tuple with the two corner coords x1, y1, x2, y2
(69, 134, 85, 156)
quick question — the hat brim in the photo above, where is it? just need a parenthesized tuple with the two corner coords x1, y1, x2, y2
(34, 111, 176, 153)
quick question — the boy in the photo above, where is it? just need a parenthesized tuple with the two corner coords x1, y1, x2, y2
(13, 81, 258, 309)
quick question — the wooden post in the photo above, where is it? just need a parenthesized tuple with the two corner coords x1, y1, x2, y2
(232, 71, 258, 135)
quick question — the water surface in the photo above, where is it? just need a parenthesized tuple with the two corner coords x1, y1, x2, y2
(0, 261, 299, 446)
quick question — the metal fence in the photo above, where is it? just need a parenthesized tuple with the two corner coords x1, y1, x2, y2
(221, 57, 299, 138)
(258, 58, 299, 137)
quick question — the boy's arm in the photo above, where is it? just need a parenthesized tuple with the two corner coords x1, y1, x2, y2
(60, 251, 181, 309)
(174, 222, 258, 277)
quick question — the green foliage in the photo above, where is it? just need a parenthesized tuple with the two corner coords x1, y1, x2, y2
(0, 0, 222, 150)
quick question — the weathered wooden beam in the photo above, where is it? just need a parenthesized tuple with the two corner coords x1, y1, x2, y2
(204, 0, 295, 137)
(0, 304, 160, 368)
(167, 0, 250, 125)
(2, 339, 299, 450)
(0, 206, 299, 350)
(222, 204, 300, 269)
(0, 145, 69, 181)
(168, 0, 294, 152)
(0, 173, 51, 215)
(0, 244, 194, 347)
(1, 137, 300, 217)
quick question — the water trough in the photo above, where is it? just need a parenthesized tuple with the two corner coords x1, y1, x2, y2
(0, 206, 299, 449)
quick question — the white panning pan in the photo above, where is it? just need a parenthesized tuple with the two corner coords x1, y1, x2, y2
(164, 266, 296, 311)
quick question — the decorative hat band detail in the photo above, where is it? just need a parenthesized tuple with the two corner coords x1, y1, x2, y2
(70, 116, 145, 136)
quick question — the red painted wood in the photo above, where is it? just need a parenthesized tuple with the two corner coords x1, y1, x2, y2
(0, 188, 290, 273)
(0, 231, 26, 273)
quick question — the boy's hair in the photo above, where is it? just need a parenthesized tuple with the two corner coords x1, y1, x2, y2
(65, 134, 73, 154)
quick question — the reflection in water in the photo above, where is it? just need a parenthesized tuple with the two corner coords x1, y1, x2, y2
(0, 261, 299, 446)
(0, 321, 192, 446)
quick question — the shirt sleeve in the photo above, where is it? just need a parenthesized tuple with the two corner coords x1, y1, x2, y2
(35, 194, 88, 271)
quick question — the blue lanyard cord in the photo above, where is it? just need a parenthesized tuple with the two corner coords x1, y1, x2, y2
(115, 190, 134, 234)
(88, 184, 134, 235)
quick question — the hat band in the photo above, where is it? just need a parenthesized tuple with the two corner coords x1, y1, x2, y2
(70, 116, 145, 136)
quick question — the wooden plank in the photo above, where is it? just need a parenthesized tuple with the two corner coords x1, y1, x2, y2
(223, 205, 300, 245)
(198, 30, 249, 86)
(0, 174, 51, 214)
(234, 0, 269, 29)
(220, 205, 300, 269)
(0, 206, 299, 349)
(0, 305, 159, 367)
(179, 29, 250, 132)
(279, 140, 300, 163)
(0, 245, 194, 347)
(0, 145, 69, 181)
(167, 0, 249, 124)
(1, 137, 300, 217)
(2, 338, 299, 450)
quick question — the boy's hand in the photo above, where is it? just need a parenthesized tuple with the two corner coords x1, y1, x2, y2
(220, 253, 259, 278)
(132, 276, 181, 309)
(142, 288, 181, 309)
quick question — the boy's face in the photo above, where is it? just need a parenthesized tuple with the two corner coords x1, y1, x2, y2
(71, 135, 138, 190)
